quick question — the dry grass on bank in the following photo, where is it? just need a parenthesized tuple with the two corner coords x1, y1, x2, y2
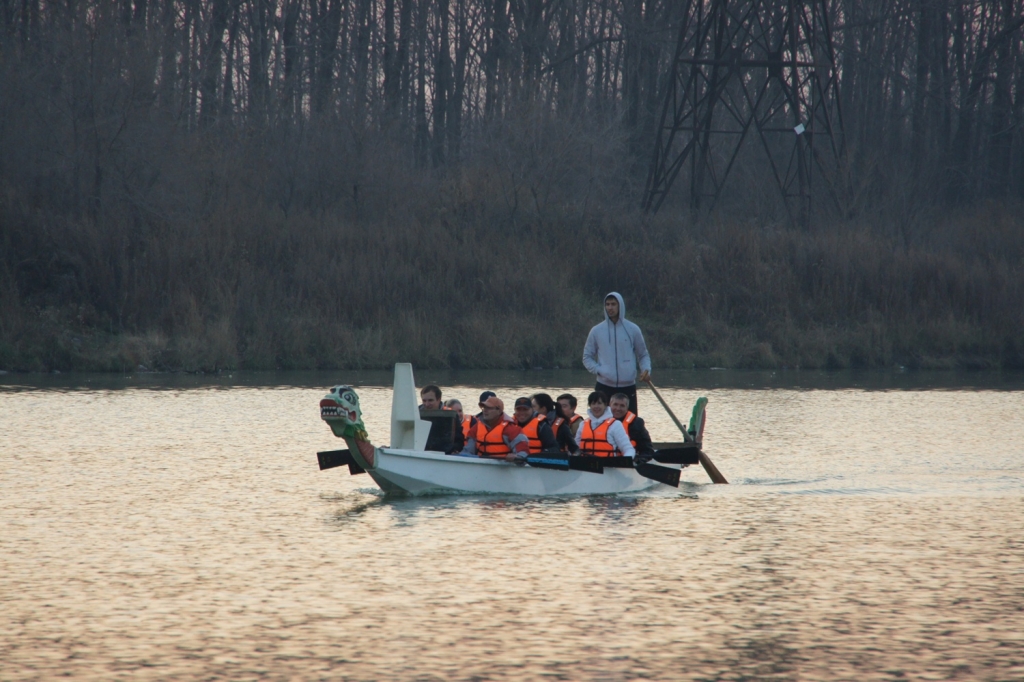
(2, 168, 1022, 373)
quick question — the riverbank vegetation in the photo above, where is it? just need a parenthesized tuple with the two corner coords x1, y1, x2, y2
(1, 0, 1022, 372)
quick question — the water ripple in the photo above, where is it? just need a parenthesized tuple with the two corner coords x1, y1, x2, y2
(2, 381, 1023, 680)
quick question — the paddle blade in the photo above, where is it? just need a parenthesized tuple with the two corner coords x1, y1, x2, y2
(598, 456, 635, 468)
(636, 462, 681, 487)
(527, 455, 571, 471)
(567, 456, 605, 474)
(653, 445, 700, 466)
(316, 449, 366, 475)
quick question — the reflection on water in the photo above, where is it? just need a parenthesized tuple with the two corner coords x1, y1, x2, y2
(2, 374, 1023, 680)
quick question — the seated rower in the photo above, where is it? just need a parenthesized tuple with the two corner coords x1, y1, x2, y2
(475, 390, 513, 423)
(463, 396, 529, 462)
(444, 399, 477, 445)
(532, 393, 579, 453)
(419, 384, 463, 454)
(610, 392, 654, 460)
(513, 396, 559, 454)
(557, 393, 585, 437)
(574, 391, 635, 458)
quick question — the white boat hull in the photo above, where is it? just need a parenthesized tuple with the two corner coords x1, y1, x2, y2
(365, 448, 671, 496)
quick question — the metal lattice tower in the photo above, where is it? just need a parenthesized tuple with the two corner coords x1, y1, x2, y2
(642, 0, 845, 226)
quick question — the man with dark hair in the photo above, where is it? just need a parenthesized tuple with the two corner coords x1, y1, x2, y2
(575, 391, 635, 458)
(419, 385, 463, 453)
(583, 292, 651, 414)
(556, 393, 584, 437)
(420, 385, 443, 410)
(610, 392, 654, 460)
(532, 393, 578, 453)
(513, 397, 559, 454)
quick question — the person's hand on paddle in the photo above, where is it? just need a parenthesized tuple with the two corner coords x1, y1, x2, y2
(639, 369, 651, 383)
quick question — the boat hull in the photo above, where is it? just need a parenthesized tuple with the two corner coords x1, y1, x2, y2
(366, 448, 669, 496)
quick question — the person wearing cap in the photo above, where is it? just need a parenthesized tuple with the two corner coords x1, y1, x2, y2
(609, 392, 654, 460)
(444, 399, 477, 444)
(475, 390, 513, 423)
(575, 390, 635, 458)
(556, 393, 584, 437)
(582, 292, 651, 414)
(532, 393, 578, 453)
(463, 396, 530, 461)
(512, 396, 559, 455)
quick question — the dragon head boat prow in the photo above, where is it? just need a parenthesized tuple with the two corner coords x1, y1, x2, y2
(320, 385, 377, 469)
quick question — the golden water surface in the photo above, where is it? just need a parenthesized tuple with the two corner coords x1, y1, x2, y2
(2, 373, 1023, 680)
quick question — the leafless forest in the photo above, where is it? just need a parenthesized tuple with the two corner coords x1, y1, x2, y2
(1, 0, 1022, 371)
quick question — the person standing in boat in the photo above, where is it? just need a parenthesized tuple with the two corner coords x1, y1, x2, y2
(463, 396, 530, 462)
(532, 393, 579, 453)
(609, 392, 654, 460)
(582, 292, 651, 414)
(556, 393, 584, 438)
(575, 391, 635, 458)
(512, 397, 560, 454)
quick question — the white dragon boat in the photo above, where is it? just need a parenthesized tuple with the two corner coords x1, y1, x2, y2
(316, 363, 707, 496)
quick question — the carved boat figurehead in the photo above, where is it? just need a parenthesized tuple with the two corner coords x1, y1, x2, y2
(320, 385, 377, 469)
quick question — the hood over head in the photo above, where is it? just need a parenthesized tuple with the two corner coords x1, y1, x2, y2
(603, 292, 626, 322)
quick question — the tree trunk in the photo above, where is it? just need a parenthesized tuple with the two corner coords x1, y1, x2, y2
(314, 0, 343, 115)
(987, 0, 1019, 195)
(415, 0, 429, 165)
(282, 0, 302, 122)
(448, 0, 468, 160)
(433, 0, 450, 166)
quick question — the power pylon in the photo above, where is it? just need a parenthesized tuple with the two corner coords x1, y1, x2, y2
(642, 0, 845, 226)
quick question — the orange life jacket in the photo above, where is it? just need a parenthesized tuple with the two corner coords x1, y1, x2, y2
(551, 417, 565, 433)
(621, 411, 637, 447)
(475, 419, 512, 458)
(566, 413, 583, 436)
(461, 416, 474, 440)
(518, 414, 546, 454)
(579, 417, 619, 457)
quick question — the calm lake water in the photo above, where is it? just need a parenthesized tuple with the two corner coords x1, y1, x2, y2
(2, 369, 1023, 680)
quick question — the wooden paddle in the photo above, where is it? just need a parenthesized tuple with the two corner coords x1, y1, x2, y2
(644, 380, 728, 484)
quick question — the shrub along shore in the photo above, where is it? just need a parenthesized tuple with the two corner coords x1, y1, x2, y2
(2, 174, 1022, 373)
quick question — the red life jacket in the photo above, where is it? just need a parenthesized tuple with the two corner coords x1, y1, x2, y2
(518, 414, 546, 454)
(579, 417, 619, 457)
(621, 411, 638, 447)
(475, 419, 512, 458)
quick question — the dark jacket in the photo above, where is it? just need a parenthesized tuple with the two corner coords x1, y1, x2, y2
(419, 405, 465, 454)
(518, 415, 559, 452)
(545, 413, 579, 453)
(621, 414, 654, 457)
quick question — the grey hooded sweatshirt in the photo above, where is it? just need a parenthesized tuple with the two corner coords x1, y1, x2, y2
(582, 292, 651, 388)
